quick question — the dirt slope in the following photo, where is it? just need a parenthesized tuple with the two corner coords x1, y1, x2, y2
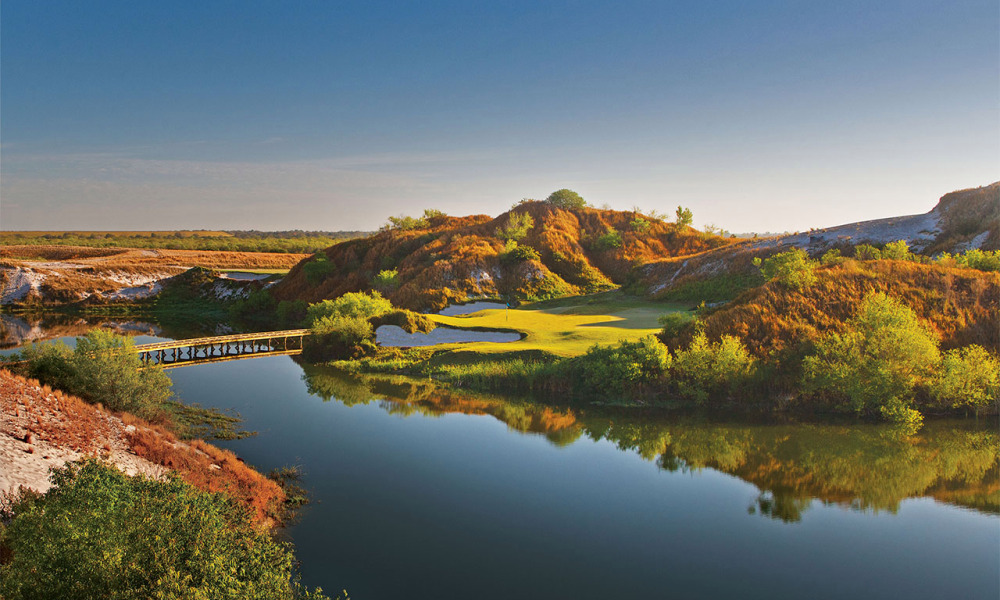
(640, 182, 1000, 299)
(272, 201, 733, 310)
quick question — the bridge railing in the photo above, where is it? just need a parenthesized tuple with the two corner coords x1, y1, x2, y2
(134, 329, 311, 353)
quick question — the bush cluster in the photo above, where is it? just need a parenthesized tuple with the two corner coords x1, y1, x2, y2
(17, 330, 172, 418)
(0, 460, 329, 600)
(753, 249, 818, 290)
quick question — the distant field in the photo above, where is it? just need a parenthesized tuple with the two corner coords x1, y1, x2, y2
(428, 291, 686, 358)
(0, 230, 370, 254)
(0, 245, 308, 270)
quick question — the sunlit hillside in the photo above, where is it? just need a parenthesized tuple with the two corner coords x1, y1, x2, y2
(273, 199, 734, 310)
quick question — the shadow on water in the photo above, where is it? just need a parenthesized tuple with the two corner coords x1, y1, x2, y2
(298, 360, 999, 522)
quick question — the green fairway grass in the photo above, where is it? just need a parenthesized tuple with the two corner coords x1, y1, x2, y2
(427, 291, 688, 358)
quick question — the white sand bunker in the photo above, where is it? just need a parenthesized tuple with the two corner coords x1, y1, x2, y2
(376, 325, 520, 347)
(436, 301, 506, 316)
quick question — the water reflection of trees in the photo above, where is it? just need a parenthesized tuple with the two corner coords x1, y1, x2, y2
(0, 313, 223, 349)
(298, 363, 998, 522)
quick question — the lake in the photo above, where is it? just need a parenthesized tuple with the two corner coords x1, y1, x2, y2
(6, 318, 999, 599)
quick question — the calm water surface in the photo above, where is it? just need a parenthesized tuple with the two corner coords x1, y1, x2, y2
(6, 320, 998, 599)
(165, 356, 1000, 600)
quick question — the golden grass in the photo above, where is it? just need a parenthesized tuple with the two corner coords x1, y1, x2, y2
(0, 230, 233, 238)
(273, 201, 734, 309)
(693, 260, 1000, 356)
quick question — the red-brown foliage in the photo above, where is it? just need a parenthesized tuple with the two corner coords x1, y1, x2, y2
(686, 260, 1000, 357)
(273, 202, 733, 309)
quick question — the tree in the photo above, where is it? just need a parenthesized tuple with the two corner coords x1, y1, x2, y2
(672, 332, 755, 403)
(930, 345, 999, 415)
(69, 330, 173, 416)
(305, 291, 393, 325)
(545, 189, 587, 210)
(495, 211, 535, 241)
(752, 249, 819, 290)
(0, 460, 329, 600)
(20, 330, 172, 418)
(802, 292, 939, 424)
(675, 206, 693, 228)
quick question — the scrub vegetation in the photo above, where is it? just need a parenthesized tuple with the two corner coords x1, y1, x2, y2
(271, 190, 734, 310)
(0, 229, 366, 254)
(0, 460, 330, 600)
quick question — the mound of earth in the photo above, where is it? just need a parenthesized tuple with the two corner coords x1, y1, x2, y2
(272, 201, 733, 310)
(664, 259, 1000, 358)
(639, 182, 999, 300)
(0, 370, 284, 523)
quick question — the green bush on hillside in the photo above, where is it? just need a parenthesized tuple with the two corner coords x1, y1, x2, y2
(0, 460, 329, 600)
(930, 345, 999, 415)
(954, 248, 1000, 272)
(305, 291, 393, 325)
(545, 189, 588, 210)
(303, 253, 336, 284)
(372, 269, 399, 291)
(820, 248, 845, 266)
(594, 228, 624, 251)
(572, 336, 672, 397)
(753, 249, 818, 290)
(672, 332, 756, 403)
(802, 292, 939, 425)
(630, 216, 651, 233)
(496, 211, 535, 241)
(853, 244, 881, 260)
(881, 240, 913, 261)
(19, 330, 172, 418)
(499, 240, 541, 264)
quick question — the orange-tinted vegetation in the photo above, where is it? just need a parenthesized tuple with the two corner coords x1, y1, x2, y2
(675, 260, 1000, 357)
(274, 202, 733, 310)
(1, 370, 285, 524)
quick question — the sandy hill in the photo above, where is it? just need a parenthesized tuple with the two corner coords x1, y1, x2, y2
(272, 201, 734, 310)
(639, 182, 1000, 301)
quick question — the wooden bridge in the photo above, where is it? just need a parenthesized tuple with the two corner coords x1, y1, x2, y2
(135, 329, 310, 369)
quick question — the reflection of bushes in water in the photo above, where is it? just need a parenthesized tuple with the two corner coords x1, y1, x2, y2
(299, 362, 582, 443)
(583, 415, 999, 520)
(300, 363, 378, 406)
(298, 361, 998, 519)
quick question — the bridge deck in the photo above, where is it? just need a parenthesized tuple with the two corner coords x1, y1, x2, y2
(134, 329, 310, 352)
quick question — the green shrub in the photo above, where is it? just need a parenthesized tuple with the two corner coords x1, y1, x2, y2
(499, 240, 541, 264)
(930, 345, 999, 415)
(675, 206, 693, 229)
(572, 336, 671, 397)
(20, 330, 172, 418)
(630, 216, 651, 233)
(496, 211, 535, 241)
(303, 253, 336, 284)
(372, 269, 399, 291)
(305, 291, 393, 325)
(882, 240, 913, 261)
(820, 248, 845, 266)
(0, 460, 328, 600)
(382, 214, 429, 231)
(658, 312, 694, 339)
(955, 248, 1000, 272)
(753, 249, 818, 290)
(802, 292, 939, 424)
(545, 189, 588, 210)
(594, 228, 624, 251)
(672, 332, 756, 403)
(306, 315, 377, 360)
(854, 244, 881, 260)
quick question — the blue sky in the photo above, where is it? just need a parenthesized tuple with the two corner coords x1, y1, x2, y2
(2, 1, 997, 232)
